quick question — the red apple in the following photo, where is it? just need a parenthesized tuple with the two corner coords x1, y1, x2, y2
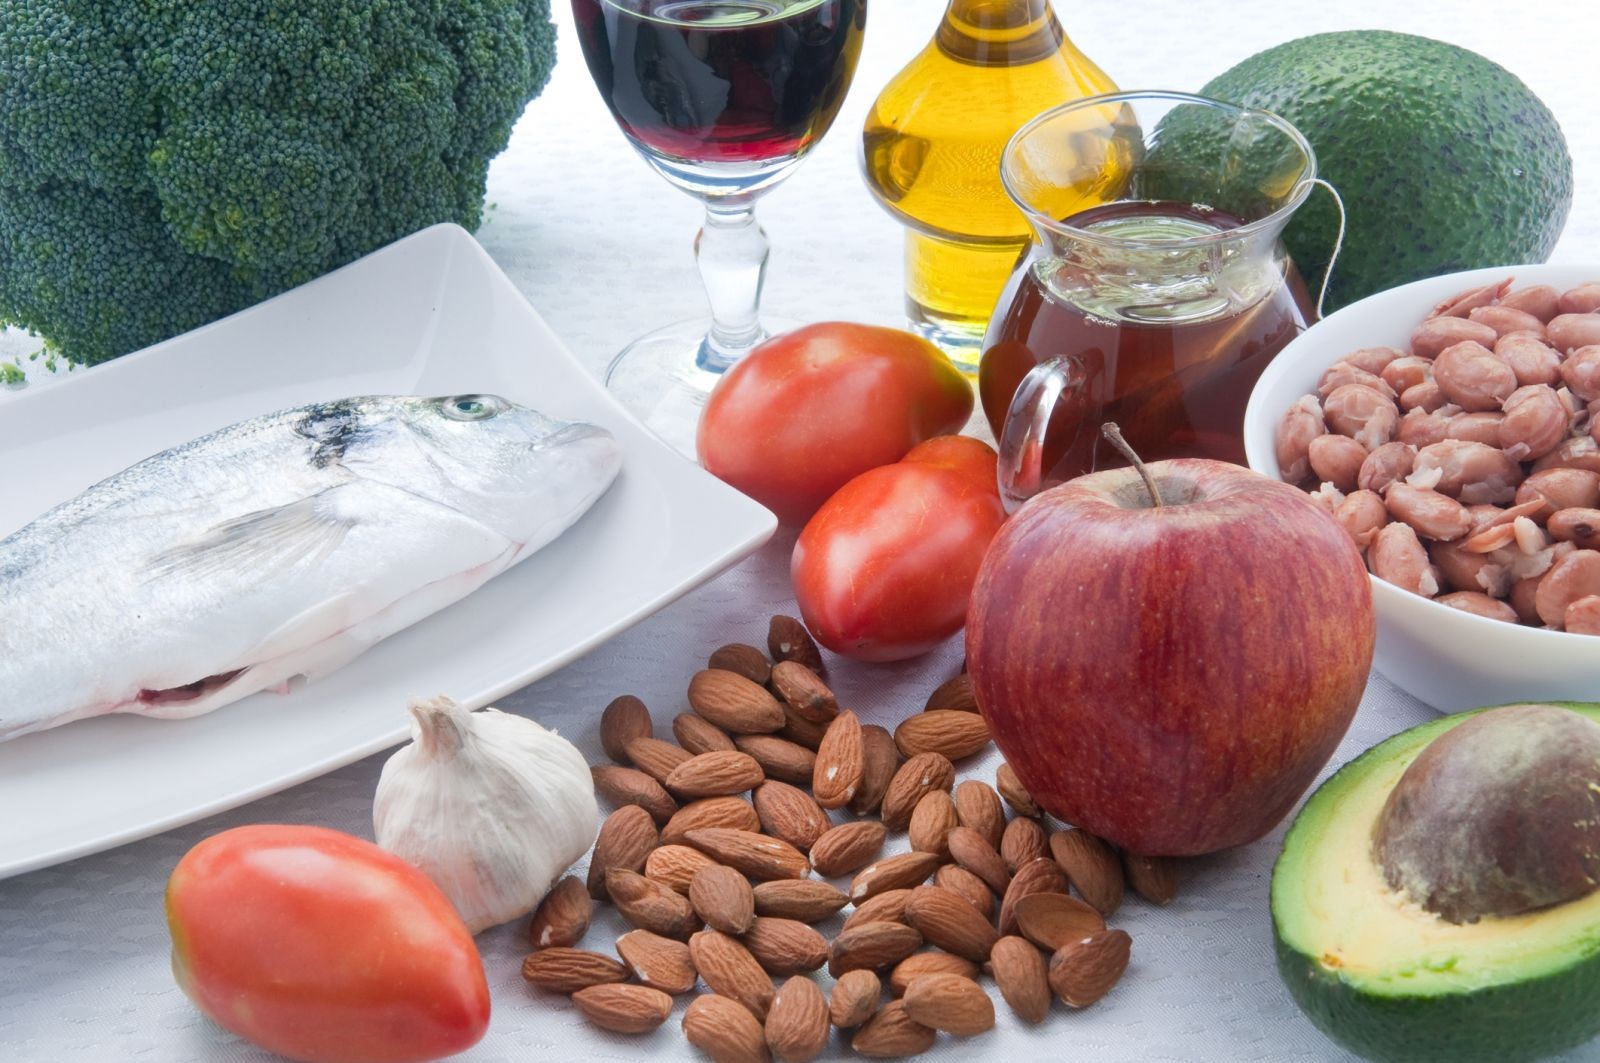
(966, 457, 1374, 856)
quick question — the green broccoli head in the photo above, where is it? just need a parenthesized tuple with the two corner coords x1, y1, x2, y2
(0, 0, 555, 364)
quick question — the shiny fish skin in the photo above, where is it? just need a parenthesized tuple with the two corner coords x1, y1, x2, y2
(0, 395, 621, 741)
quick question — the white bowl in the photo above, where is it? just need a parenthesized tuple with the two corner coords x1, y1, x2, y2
(1244, 263, 1600, 713)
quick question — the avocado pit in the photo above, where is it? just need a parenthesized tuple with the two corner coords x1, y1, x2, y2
(1372, 704, 1600, 924)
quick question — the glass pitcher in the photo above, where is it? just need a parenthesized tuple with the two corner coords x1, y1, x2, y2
(976, 91, 1321, 509)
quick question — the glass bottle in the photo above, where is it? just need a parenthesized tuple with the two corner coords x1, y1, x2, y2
(861, 0, 1118, 370)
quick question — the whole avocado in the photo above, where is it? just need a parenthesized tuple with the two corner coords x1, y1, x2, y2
(0, 1, 557, 366)
(1201, 31, 1572, 312)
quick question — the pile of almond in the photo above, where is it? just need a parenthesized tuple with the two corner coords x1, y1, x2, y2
(521, 616, 1174, 1061)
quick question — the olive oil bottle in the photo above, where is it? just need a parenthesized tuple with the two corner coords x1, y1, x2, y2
(862, 0, 1117, 369)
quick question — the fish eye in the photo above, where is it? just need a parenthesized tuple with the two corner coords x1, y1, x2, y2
(438, 395, 505, 421)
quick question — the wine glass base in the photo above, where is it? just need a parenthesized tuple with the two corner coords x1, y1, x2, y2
(605, 316, 802, 460)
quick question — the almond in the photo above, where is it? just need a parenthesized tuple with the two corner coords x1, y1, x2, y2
(591, 764, 679, 825)
(850, 724, 899, 816)
(667, 750, 766, 799)
(571, 983, 673, 1034)
(625, 736, 694, 786)
(674, 711, 738, 755)
(879, 752, 955, 830)
(689, 668, 787, 734)
(830, 969, 882, 1028)
(743, 916, 829, 976)
(812, 710, 864, 809)
(690, 930, 777, 1020)
(691, 863, 757, 934)
(520, 947, 628, 993)
(687, 828, 811, 880)
(996, 763, 1040, 818)
(736, 735, 818, 787)
(528, 874, 591, 949)
(892, 710, 990, 760)
(903, 884, 998, 962)
(769, 660, 838, 724)
(946, 825, 1011, 896)
(1048, 928, 1132, 1007)
(851, 1001, 935, 1058)
(1123, 852, 1180, 906)
(1049, 828, 1124, 916)
(887, 950, 980, 996)
(810, 820, 887, 878)
(989, 935, 1051, 1023)
(997, 856, 1071, 936)
(751, 879, 850, 923)
(752, 780, 833, 850)
(841, 888, 913, 932)
(923, 673, 978, 713)
(587, 805, 659, 899)
(1001, 815, 1048, 872)
(607, 868, 700, 939)
(663, 796, 761, 846)
(828, 921, 924, 977)
(907, 790, 959, 857)
(765, 974, 829, 1063)
(709, 642, 772, 686)
(645, 843, 721, 895)
(768, 614, 825, 676)
(849, 851, 940, 903)
(933, 864, 995, 920)
(778, 702, 829, 751)
(684, 993, 771, 1063)
(600, 694, 652, 763)
(953, 780, 1004, 849)
(616, 928, 698, 995)
(901, 973, 995, 1036)
(1014, 891, 1106, 951)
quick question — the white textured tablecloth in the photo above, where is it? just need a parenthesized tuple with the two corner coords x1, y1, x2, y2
(4, 2, 1600, 1060)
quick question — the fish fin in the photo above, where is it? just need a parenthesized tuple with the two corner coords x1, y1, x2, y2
(143, 492, 356, 583)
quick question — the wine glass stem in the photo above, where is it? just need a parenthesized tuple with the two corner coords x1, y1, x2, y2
(695, 200, 770, 374)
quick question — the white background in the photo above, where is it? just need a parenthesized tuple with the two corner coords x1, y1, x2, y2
(3, 1, 1600, 1060)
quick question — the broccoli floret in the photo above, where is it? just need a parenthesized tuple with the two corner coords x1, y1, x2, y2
(0, 0, 555, 365)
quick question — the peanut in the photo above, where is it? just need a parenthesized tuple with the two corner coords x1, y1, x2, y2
(1380, 356, 1433, 394)
(1433, 341, 1517, 412)
(1397, 406, 1455, 448)
(1559, 346, 1600, 402)
(1501, 284, 1563, 322)
(1412, 440, 1524, 504)
(1323, 384, 1398, 450)
(1274, 395, 1325, 483)
(1469, 304, 1546, 339)
(1498, 384, 1569, 462)
(1493, 334, 1563, 387)
(1343, 346, 1405, 375)
(1535, 549, 1600, 627)
(1384, 483, 1473, 542)
(1565, 595, 1600, 634)
(1307, 434, 1368, 492)
(1359, 442, 1416, 494)
(1548, 314, 1600, 354)
(1558, 284, 1600, 316)
(1335, 490, 1389, 549)
(1411, 315, 1498, 358)
(1437, 591, 1520, 623)
(1428, 279, 1510, 320)
(1399, 381, 1449, 413)
(1446, 412, 1503, 446)
(1369, 522, 1438, 596)
(1516, 468, 1600, 521)
(1548, 508, 1600, 549)
(1318, 361, 1395, 401)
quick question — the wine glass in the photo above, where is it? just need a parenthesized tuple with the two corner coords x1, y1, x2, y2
(572, 0, 868, 456)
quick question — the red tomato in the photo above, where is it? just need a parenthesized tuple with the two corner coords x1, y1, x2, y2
(792, 436, 1007, 661)
(166, 825, 490, 1063)
(697, 322, 973, 525)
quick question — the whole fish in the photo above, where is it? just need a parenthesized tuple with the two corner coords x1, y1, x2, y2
(0, 394, 621, 741)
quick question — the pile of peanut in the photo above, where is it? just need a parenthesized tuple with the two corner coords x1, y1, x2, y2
(520, 616, 1173, 1061)
(1275, 278, 1600, 633)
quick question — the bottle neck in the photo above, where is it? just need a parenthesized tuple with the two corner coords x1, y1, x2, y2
(938, 0, 1064, 65)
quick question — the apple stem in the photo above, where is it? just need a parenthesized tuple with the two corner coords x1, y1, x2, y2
(1101, 423, 1164, 508)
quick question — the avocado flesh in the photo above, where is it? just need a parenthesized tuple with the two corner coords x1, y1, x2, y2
(1273, 703, 1600, 1063)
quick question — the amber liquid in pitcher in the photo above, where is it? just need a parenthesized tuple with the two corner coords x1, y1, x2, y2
(861, 0, 1117, 363)
(978, 200, 1314, 481)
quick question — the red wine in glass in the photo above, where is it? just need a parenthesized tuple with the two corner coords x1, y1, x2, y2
(572, 0, 867, 458)
(572, 0, 867, 164)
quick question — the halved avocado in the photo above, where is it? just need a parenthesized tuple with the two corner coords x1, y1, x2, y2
(1272, 702, 1600, 1063)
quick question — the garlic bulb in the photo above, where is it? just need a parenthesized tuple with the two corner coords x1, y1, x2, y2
(374, 695, 598, 933)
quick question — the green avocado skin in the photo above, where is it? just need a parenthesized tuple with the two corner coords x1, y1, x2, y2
(1200, 31, 1573, 312)
(1273, 703, 1600, 1063)
(1274, 932, 1600, 1063)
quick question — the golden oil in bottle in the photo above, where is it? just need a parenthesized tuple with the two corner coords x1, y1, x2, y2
(861, 0, 1117, 369)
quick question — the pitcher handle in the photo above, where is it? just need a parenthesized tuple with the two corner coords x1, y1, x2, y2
(996, 353, 1087, 513)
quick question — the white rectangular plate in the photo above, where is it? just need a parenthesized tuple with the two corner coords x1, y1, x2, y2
(0, 224, 776, 878)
